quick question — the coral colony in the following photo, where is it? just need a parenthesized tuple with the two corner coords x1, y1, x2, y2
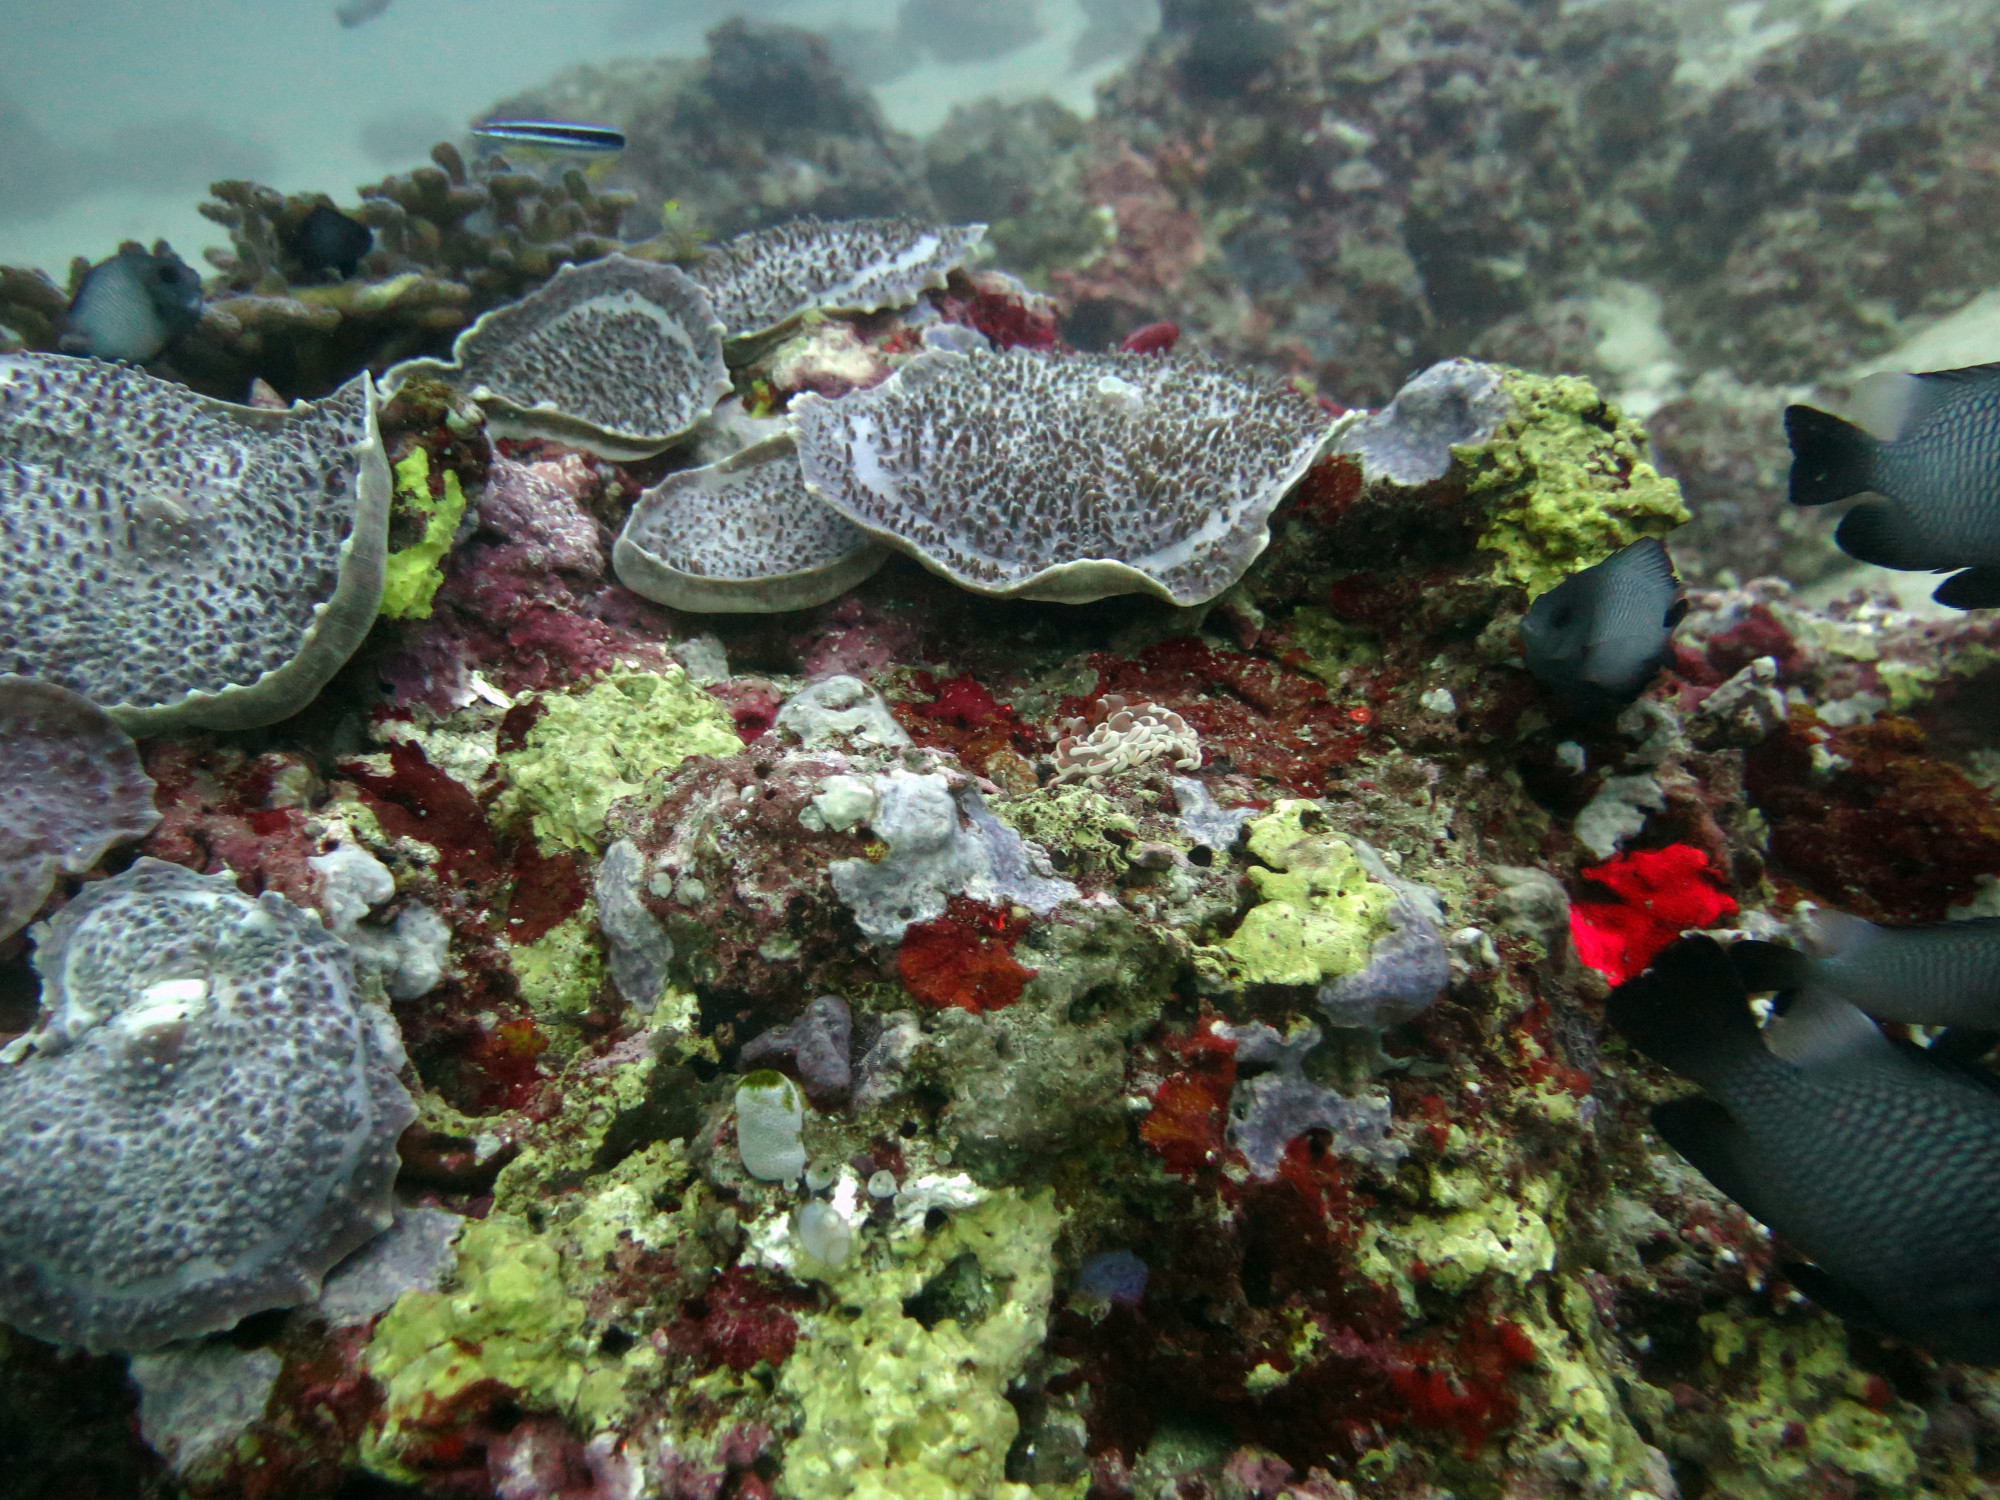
(18, 11, 2000, 1500)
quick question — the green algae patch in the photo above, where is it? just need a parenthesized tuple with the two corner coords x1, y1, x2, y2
(779, 1187, 1074, 1500)
(1510, 1279, 1670, 1493)
(1220, 800, 1394, 987)
(1357, 1165, 1558, 1316)
(495, 668, 740, 851)
(509, 907, 608, 1041)
(492, 1034, 666, 1210)
(1282, 605, 1382, 689)
(359, 1214, 634, 1474)
(1467, 370, 1689, 597)
(379, 447, 469, 620)
(991, 785, 1139, 879)
(1691, 1310, 1923, 1498)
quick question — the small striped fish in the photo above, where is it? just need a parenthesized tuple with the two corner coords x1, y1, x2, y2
(470, 119, 626, 153)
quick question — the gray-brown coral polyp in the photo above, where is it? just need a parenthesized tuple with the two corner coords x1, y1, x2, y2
(0, 354, 389, 735)
(613, 434, 889, 613)
(381, 254, 729, 459)
(790, 347, 1333, 605)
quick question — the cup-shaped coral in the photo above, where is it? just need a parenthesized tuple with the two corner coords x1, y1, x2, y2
(380, 255, 730, 459)
(687, 216, 987, 349)
(0, 859, 415, 1353)
(0, 354, 390, 734)
(791, 348, 1333, 604)
(0, 676, 158, 941)
(613, 434, 889, 612)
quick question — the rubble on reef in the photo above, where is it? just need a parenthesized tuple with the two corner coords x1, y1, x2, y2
(15, 6, 2000, 1496)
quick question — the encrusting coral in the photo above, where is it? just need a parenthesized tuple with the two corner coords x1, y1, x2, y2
(613, 433, 890, 612)
(381, 254, 730, 459)
(688, 215, 987, 348)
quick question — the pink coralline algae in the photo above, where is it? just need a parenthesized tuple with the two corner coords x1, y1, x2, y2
(1570, 843, 1738, 985)
(0, 676, 158, 940)
(380, 448, 679, 711)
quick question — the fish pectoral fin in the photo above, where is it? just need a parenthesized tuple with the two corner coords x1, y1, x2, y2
(1761, 989, 1895, 1071)
(1649, 1096, 1773, 1219)
(1781, 1260, 1887, 1332)
(1933, 567, 2000, 610)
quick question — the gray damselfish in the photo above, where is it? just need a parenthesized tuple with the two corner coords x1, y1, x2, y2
(1786, 363, 2000, 608)
(60, 243, 204, 364)
(1608, 935, 2000, 1364)
(1731, 910, 2000, 1028)
(1519, 536, 1684, 709)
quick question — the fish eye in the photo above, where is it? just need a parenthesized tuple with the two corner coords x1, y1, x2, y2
(1549, 606, 1573, 629)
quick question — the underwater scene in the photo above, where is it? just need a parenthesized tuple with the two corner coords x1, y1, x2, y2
(13, 0, 2000, 1495)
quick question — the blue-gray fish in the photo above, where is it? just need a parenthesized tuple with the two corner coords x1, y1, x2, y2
(1786, 363, 2000, 608)
(1609, 935, 2000, 1363)
(1731, 910, 2000, 1028)
(59, 243, 204, 364)
(470, 119, 625, 153)
(334, 0, 390, 25)
(1519, 536, 1684, 709)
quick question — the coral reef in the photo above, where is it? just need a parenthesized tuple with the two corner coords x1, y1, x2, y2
(15, 13, 2000, 1493)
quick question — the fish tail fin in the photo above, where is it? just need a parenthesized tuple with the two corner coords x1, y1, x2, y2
(1606, 935, 1763, 1081)
(1785, 404, 1880, 507)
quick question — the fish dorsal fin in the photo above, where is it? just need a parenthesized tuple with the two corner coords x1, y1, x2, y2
(1852, 363, 2000, 443)
(1608, 535, 1677, 591)
(1762, 989, 1893, 1070)
(1804, 907, 1882, 961)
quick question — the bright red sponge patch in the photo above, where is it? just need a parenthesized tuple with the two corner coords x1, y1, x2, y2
(1569, 843, 1736, 985)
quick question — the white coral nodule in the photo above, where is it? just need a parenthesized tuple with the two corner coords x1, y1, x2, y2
(1051, 699, 1201, 784)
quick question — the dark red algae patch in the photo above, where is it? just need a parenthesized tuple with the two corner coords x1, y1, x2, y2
(896, 896, 1035, 1012)
(1747, 712, 2000, 920)
(342, 739, 501, 885)
(1065, 638, 1366, 794)
(1136, 1017, 1238, 1179)
(895, 673, 1044, 780)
